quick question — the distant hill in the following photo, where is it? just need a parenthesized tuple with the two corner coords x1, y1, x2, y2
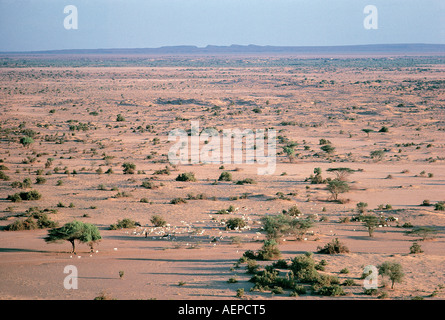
(2, 43, 444, 56)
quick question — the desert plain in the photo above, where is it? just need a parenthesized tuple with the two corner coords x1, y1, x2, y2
(0, 53, 444, 300)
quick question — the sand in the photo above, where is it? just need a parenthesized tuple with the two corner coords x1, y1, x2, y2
(0, 55, 444, 300)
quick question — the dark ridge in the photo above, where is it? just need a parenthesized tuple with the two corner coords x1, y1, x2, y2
(1, 43, 444, 55)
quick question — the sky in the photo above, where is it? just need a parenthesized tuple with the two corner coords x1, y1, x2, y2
(0, 0, 443, 52)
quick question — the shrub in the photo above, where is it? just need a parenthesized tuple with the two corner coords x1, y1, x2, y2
(356, 202, 368, 214)
(256, 239, 281, 261)
(236, 288, 245, 298)
(409, 242, 423, 254)
(343, 279, 357, 286)
(141, 180, 158, 189)
(170, 197, 187, 204)
(378, 261, 404, 289)
(20, 136, 34, 148)
(235, 178, 256, 185)
(284, 205, 301, 216)
(226, 217, 247, 230)
(218, 171, 232, 181)
(116, 114, 125, 122)
(7, 190, 42, 202)
(36, 177, 46, 184)
(246, 259, 259, 274)
(363, 288, 379, 296)
(317, 238, 350, 254)
(271, 286, 284, 294)
(122, 162, 136, 174)
(272, 259, 289, 269)
(0, 171, 10, 181)
(109, 218, 140, 230)
(434, 202, 445, 211)
(379, 126, 389, 133)
(340, 268, 350, 274)
(404, 226, 437, 241)
(150, 215, 167, 227)
(327, 168, 355, 181)
(261, 214, 313, 241)
(320, 144, 335, 154)
(326, 180, 349, 201)
(290, 253, 320, 283)
(292, 285, 307, 295)
(227, 277, 238, 283)
(370, 150, 385, 162)
(176, 172, 197, 182)
(317, 284, 345, 296)
(5, 217, 38, 231)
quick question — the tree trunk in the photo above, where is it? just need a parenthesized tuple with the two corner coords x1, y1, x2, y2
(70, 239, 76, 254)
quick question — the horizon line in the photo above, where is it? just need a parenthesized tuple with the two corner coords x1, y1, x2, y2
(1, 43, 444, 55)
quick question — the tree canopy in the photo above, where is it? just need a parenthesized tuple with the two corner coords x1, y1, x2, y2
(44, 220, 101, 254)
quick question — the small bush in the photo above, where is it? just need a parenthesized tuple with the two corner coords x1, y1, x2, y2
(176, 172, 197, 182)
(317, 285, 345, 296)
(235, 178, 256, 185)
(340, 268, 350, 274)
(170, 197, 187, 204)
(109, 218, 140, 230)
(435, 202, 445, 211)
(409, 242, 424, 254)
(141, 180, 158, 189)
(342, 279, 357, 286)
(317, 238, 350, 254)
(236, 288, 245, 298)
(226, 217, 247, 230)
(150, 215, 167, 227)
(122, 162, 136, 174)
(257, 239, 281, 261)
(7, 190, 42, 202)
(218, 171, 232, 181)
(36, 177, 47, 184)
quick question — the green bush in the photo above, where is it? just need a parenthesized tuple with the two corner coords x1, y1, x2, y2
(317, 284, 345, 296)
(36, 177, 47, 184)
(0, 171, 10, 181)
(317, 238, 350, 254)
(176, 172, 197, 182)
(435, 202, 445, 211)
(109, 218, 140, 230)
(226, 217, 247, 230)
(218, 171, 232, 181)
(170, 197, 187, 204)
(150, 215, 167, 227)
(122, 162, 136, 174)
(409, 242, 423, 254)
(257, 239, 281, 261)
(7, 190, 42, 202)
(235, 178, 256, 185)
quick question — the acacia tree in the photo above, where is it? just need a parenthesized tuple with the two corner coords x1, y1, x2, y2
(327, 167, 355, 181)
(45, 220, 101, 254)
(361, 215, 379, 237)
(283, 146, 296, 163)
(378, 261, 404, 289)
(404, 226, 438, 241)
(261, 214, 313, 242)
(326, 180, 349, 201)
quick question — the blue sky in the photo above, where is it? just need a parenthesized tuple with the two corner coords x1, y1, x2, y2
(0, 0, 443, 51)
